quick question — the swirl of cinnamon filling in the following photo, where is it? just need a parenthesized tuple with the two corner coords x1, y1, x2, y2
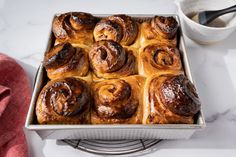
(139, 44, 183, 77)
(52, 12, 97, 44)
(145, 74, 200, 124)
(36, 77, 91, 124)
(44, 43, 89, 80)
(93, 79, 138, 119)
(89, 40, 136, 79)
(151, 16, 178, 39)
(93, 14, 138, 46)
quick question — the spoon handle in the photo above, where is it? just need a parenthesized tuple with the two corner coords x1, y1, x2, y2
(204, 5, 236, 24)
(214, 5, 236, 16)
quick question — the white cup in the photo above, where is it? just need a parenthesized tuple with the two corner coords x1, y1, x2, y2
(175, 0, 236, 44)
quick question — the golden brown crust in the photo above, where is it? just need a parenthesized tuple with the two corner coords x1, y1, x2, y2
(36, 77, 91, 124)
(91, 75, 145, 124)
(151, 16, 178, 39)
(52, 12, 98, 46)
(143, 74, 200, 124)
(44, 43, 90, 80)
(89, 40, 137, 80)
(138, 16, 178, 48)
(93, 14, 138, 46)
(38, 14, 201, 125)
(139, 44, 183, 77)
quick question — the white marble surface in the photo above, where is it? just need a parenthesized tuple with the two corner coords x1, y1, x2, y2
(1, 0, 236, 156)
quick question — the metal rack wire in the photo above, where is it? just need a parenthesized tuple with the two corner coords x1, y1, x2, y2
(60, 139, 162, 155)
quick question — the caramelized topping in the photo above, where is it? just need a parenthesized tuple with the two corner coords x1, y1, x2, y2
(94, 79, 138, 119)
(94, 20, 123, 42)
(152, 16, 178, 39)
(159, 75, 200, 116)
(52, 12, 97, 40)
(43, 78, 90, 116)
(69, 12, 98, 30)
(94, 14, 138, 45)
(89, 40, 126, 73)
(44, 43, 75, 69)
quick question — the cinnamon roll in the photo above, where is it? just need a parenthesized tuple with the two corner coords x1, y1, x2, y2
(139, 44, 183, 77)
(91, 75, 145, 124)
(89, 40, 137, 80)
(36, 77, 91, 124)
(139, 16, 178, 48)
(44, 43, 90, 81)
(143, 74, 201, 124)
(52, 12, 98, 48)
(93, 14, 138, 46)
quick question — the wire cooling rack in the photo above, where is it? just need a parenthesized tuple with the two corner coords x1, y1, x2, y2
(59, 139, 162, 155)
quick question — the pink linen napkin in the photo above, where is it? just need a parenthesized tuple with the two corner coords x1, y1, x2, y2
(0, 53, 31, 157)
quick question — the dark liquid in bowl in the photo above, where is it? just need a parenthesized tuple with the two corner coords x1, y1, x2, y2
(187, 12, 226, 28)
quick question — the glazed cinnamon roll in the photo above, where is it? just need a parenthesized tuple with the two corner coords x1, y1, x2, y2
(139, 16, 178, 48)
(93, 14, 138, 46)
(44, 43, 90, 81)
(36, 77, 91, 124)
(139, 44, 183, 77)
(143, 74, 201, 124)
(89, 40, 137, 80)
(91, 75, 145, 124)
(52, 12, 98, 48)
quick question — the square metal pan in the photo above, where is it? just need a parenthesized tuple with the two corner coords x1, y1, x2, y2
(25, 14, 205, 140)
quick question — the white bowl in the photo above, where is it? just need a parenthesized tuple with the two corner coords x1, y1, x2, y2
(175, 0, 236, 44)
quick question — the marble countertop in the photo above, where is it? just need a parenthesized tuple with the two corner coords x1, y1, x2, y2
(1, 0, 236, 156)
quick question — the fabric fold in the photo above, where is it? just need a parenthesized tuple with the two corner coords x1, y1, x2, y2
(0, 85, 11, 117)
(0, 53, 31, 157)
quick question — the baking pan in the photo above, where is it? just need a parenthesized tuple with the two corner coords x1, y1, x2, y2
(25, 14, 206, 140)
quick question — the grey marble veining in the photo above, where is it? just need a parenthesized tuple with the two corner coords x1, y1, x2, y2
(206, 107, 236, 123)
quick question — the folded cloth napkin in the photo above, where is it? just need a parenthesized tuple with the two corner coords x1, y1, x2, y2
(0, 53, 31, 157)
